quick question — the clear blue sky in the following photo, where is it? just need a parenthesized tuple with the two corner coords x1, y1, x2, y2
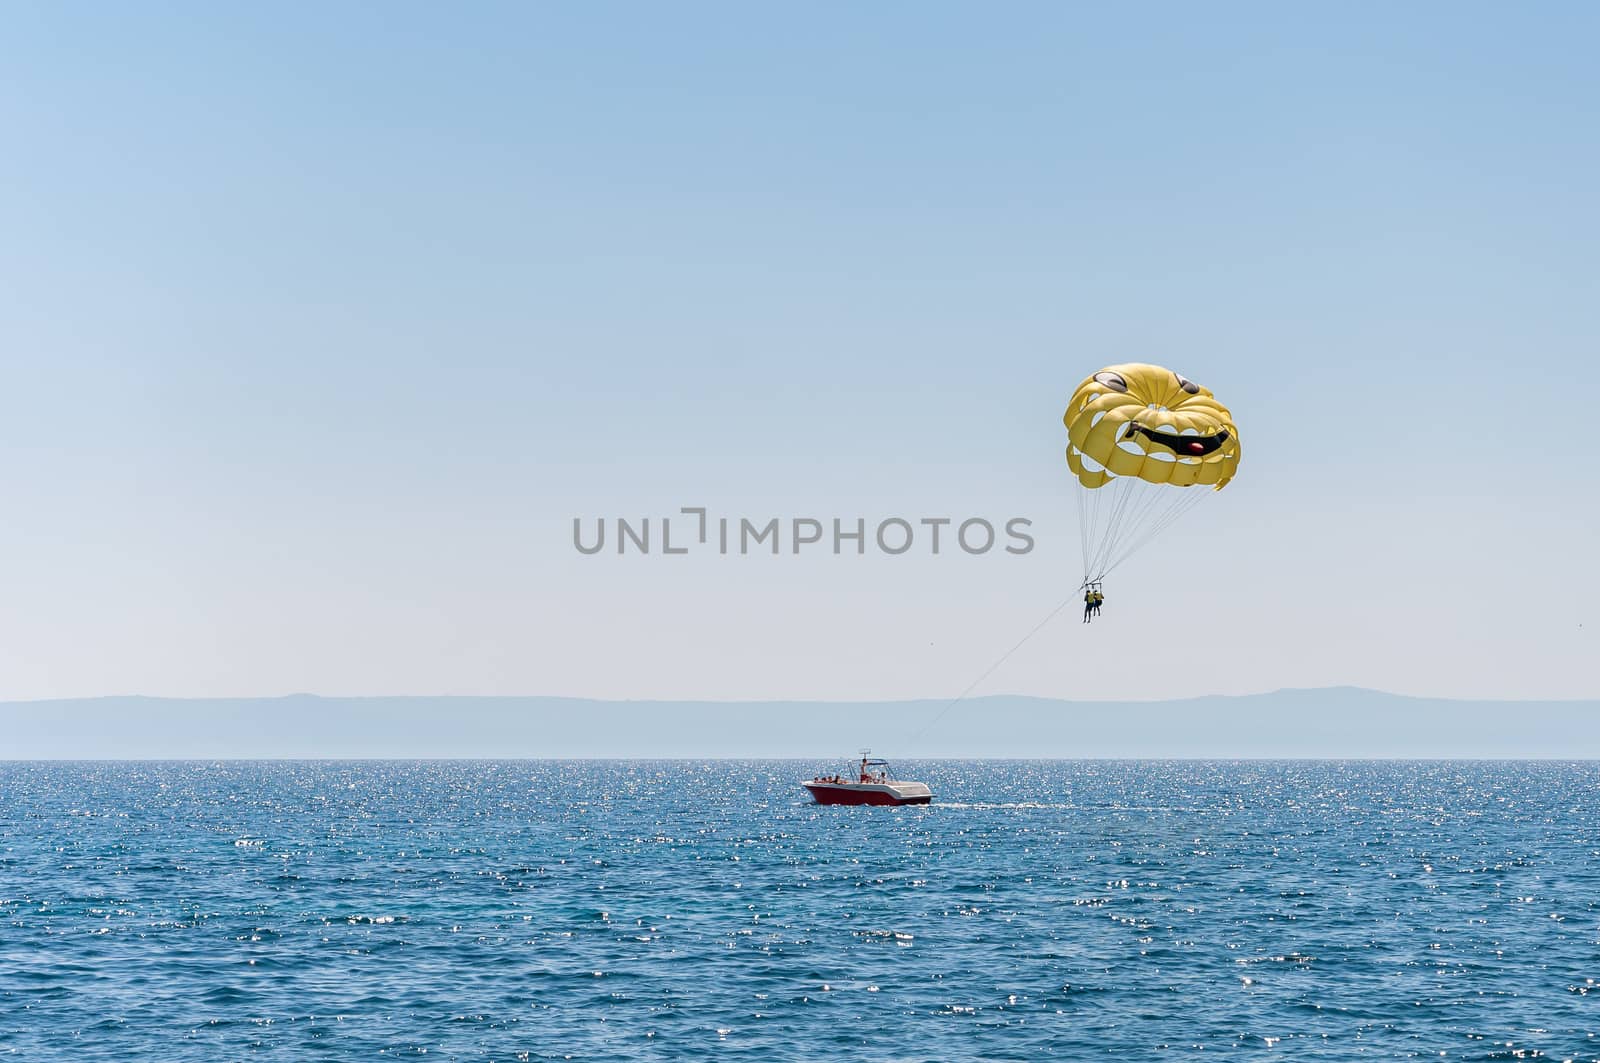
(2, 2, 1595, 702)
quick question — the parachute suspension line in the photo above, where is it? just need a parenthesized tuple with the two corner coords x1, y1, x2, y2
(1110, 481, 1190, 564)
(1075, 473, 1109, 585)
(1076, 471, 1125, 583)
(1099, 486, 1208, 580)
(1075, 464, 1115, 579)
(1075, 472, 1092, 585)
(904, 592, 1080, 753)
(1083, 475, 1141, 583)
(1076, 475, 1212, 586)
(1085, 480, 1108, 579)
(1092, 478, 1157, 577)
(1093, 484, 1167, 581)
(1083, 474, 1160, 583)
(1106, 478, 1164, 568)
(1083, 479, 1122, 579)
(1087, 479, 1123, 580)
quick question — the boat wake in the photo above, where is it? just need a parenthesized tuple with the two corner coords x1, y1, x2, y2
(935, 802, 1078, 811)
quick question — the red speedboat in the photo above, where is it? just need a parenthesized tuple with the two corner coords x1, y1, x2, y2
(803, 756, 933, 806)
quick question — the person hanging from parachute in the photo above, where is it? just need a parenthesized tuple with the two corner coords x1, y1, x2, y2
(1082, 580, 1105, 622)
(1065, 364, 1241, 614)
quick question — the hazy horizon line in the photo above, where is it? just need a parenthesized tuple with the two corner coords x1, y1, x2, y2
(5, 685, 1598, 706)
(5, 755, 1598, 764)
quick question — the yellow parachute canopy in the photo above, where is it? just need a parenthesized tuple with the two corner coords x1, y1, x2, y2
(1063, 363, 1240, 585)
(1063, 362, 1241, 490)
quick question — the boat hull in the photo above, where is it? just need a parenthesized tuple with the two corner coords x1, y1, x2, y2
(802, 781, 933, 806)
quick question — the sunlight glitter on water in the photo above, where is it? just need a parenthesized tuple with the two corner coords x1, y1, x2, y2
(2, 760, 1599, 1060)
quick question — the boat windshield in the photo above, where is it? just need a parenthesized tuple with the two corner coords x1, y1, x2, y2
(857, 758, 894, 782)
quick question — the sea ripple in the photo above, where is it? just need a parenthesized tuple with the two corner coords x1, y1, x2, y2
(2, 760, 1598, 1060)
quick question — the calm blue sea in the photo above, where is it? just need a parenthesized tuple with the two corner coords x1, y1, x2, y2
(2, 761, 1598, 1060)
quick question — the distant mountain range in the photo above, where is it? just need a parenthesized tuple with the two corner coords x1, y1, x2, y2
(2, 688, 1596, 758)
